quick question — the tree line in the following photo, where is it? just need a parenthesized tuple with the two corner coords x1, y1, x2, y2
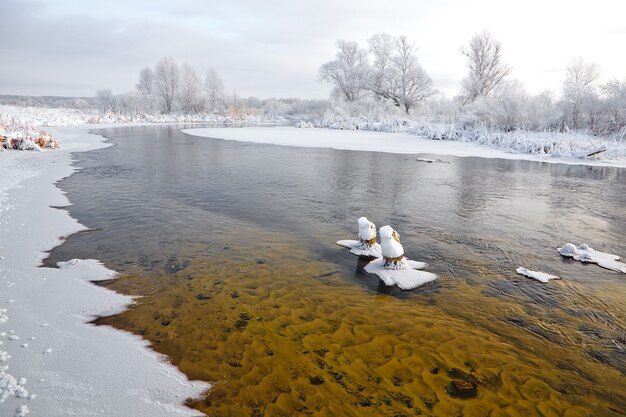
(319, 31, 626, 136)
(97, 58, 227, 115)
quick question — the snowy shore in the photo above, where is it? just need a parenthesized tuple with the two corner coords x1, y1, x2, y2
(0, 128, 208, 417)
(183, 126, 626, 168)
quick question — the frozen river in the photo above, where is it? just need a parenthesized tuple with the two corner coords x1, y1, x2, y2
(46, 125, 625, 416)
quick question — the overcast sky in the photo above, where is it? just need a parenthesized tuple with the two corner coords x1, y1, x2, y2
(1, 0, 625, 99)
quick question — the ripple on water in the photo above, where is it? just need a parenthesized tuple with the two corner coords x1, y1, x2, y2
(46, 126, 626, 416)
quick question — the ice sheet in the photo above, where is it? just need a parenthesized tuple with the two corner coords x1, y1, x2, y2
(364, 257, 435, 290)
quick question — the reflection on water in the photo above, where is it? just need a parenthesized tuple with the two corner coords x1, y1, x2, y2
(46, 126, 625, 416)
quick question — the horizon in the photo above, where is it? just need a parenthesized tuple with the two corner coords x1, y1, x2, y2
(1, 0, 625, 100)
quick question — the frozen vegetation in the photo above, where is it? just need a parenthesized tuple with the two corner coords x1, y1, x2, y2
(0, 113, 60, 151)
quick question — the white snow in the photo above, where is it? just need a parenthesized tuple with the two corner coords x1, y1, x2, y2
(0, 127, 208, 416)
(336, 217, 382, 257)
(379, 225, 405, 260)
(364, 258, 436, 290)
(516, 267, 560, 283)
(183, 127, 626, 167)
(336, 240, 382, 258)
(557, 243, 626, 273)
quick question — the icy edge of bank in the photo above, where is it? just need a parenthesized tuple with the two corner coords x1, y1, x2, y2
(182, 127, 626, 168)
(0, 127, 208, 417)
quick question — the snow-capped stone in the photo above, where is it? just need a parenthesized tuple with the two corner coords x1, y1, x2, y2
(337, 217, 382, 257)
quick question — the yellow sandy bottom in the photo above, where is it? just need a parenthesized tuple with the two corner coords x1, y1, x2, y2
(95, 224, 625, 417)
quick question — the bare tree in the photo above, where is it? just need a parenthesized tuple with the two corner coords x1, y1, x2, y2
(601, 79, 626, 135)
(178, 63, 205, 114)
(367, 34, 434, 114)
(155, 57, 180, 113)
(562, 58, 600, 130)
(318, 40, 370, 102)
(96, 89, 115, 113)
(460, 31, 512, 105)
(205, 68, 225, 113)
(388, 36, 435, 114)
(368, 33, 395, 100)
(136, 67, 156, 112)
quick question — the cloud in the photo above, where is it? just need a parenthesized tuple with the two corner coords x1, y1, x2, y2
(0, 0, 625, 98)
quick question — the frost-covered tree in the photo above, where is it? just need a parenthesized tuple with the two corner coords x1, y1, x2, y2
(367, 34, 434, 114)
(600, 78, 626, 135)
(136, 67, 156, 112)
(368, 33, 395, 100)
(319, 40, 370, 102)
(562, 58, 600, 130)
(388, 36, 435, 114)
(96, 89, 115, 113)
(155, 57, 180, 113)
(178, 63, 205, 114)
(460, 31, 512, 105)
(205, 68, 225, 113)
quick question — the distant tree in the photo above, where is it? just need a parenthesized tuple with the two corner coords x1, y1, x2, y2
(96, 89, 115, 113)
(562, 58, 600, 130)
(318, 40, 370, 102)
(155, 57, 180, 113)
(460, 31, 512, 105)
(204, 68, 225, 113)
(600, 78, 626, 135)
(178, 63, 205, 114)
(136, 67, 156, 112)
(367, 34, 435, 114)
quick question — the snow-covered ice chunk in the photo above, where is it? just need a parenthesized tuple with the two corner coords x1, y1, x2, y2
(364, 225, 436, 290)
(57, 259, 118, 280)
(337, 240, 382, 257)
(337, 217, 382, 258)
(365, 258, 436, 290)
(416, 157, 449, 164)
(516, 267, 560, 283)
(43, 348, 52, 354)
(557, 243, 626, 273)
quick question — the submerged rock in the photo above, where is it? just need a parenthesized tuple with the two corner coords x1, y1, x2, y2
(447, 379, 477, 398)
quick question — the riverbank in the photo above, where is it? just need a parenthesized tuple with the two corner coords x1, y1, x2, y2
(183, 126, 626, 168)
(0, 127, 208, 417)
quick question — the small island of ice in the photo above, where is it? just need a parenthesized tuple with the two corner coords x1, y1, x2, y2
(557, 243, 626, 273)
(364, 225, 437, 290)
(337, 217, 382, 258)
(516, 267, 560, 283)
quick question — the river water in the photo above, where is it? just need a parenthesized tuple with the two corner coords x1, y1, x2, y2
(46, 125, 625, 416)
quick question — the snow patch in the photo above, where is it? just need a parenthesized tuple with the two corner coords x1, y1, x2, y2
(183, 127, 626, 168)
(56, 259, 119, 281)
(337, 240, 382, 258)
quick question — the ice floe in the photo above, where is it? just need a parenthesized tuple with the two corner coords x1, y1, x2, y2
(337, 217, 382, 258)
(557, 243, 626, 273)
(516, 267, 560, 283)
(364, 225, 437, 290)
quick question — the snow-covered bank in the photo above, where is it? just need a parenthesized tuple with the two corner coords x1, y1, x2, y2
(0, 128, 208, 416)
(0, 104, 286, 127)
(182, 127, 626, 168)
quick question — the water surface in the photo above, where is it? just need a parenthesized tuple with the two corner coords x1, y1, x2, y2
(47, 125, 626, 416)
